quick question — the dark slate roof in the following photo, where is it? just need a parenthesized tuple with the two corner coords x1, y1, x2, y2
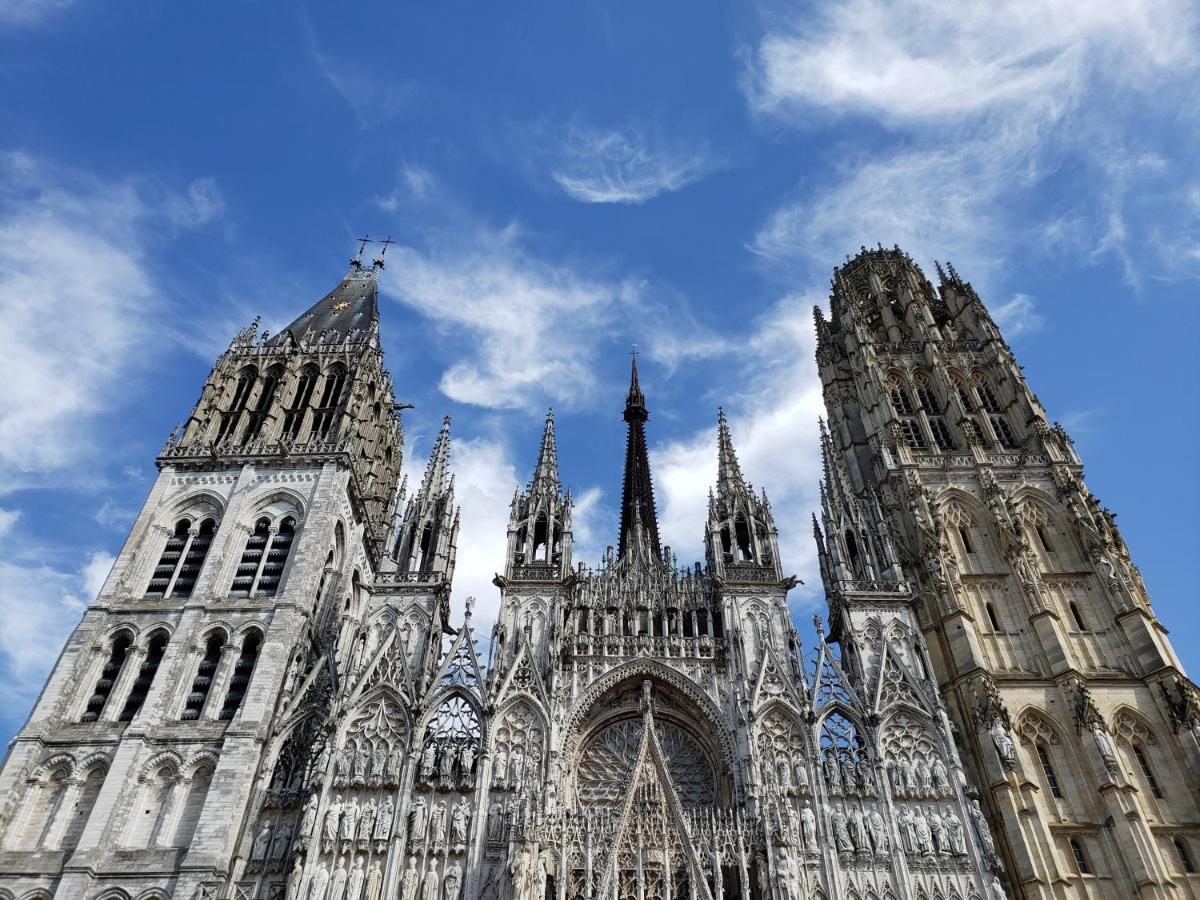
(268, 262, 380, 346)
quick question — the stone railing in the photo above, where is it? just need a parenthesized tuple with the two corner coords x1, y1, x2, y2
(833, 579, 909, 594)
(569, 632, 725, 662)
(873, 338, 980, 355)
(509, 564, 563, 582)
(376, 571, 445, 587)
(723, 564, 778, 583)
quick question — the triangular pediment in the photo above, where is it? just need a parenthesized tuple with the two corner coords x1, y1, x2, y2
(426, 622, 485, 701)
(596, 698, 715, 900)
(349, 629, 414, 705)
(750, 646, 805, 711)
(493, 637, 549, 710)
(810, 640, 865, 714)
(871, 640, 930, 715)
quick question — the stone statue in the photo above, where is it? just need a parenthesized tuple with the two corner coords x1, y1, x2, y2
(439, 742, 455, 784)
(286, 856, 304, 898)
(270, 822, 293, 861)
(903, 761, 918, 798)
(945, 809, 966, 855)
(832, 807, 854, 853)
(328, 856, 348, 900)
(492, 747, 509, 788)
(869, 809, 889, 854)
(487, 801, 504, 840)
(301, 793, 319, 839)
(990, 716, 1016, 768)
(508, 748, 525, 791)
(420, 742, 438, 783)
(800, 804, 816, 848)
(374, 797, 394, 842)
(990, 875, 1008, 900)
(888, 759, 904, 797)
(420, 861, 440, 900)
(443, 860, 463, 900)
(1091, 722, 1118, 769)
(855, 757, 872, 795)
(347, 856, 365, 900)
(509, 848, 534, 900)
(314, 740, 332, 780)
(915, 759, 932, 797)
(840, 755, 857, 795)
(371, 741, 387, 782)
(794, 759, 809, 789)
(354, 744, 370, 783)
(337, 744, 353, 783)
(899, 807, 916, 853)
(340, 796, 360, 842)
(431, 800, 447, 847)
(913, 807, 932, 854)
(252, 822, 272, 861)
(777, 757, 792, 790)
(386, 744, 404, 785)
(399, 856, 420, 900)
(853, 807, 868, 852)
(928, 806, 945, 854)
(458, 742, 476, 785)
(970, 799, 996, 857)
(451, 797, 470, 845)
(308, 860, 331, 900)
(931, 757, 950, 796)
(323, 796, 343, 850)
(409, 795, 428, 842)
(364, 859, 384, 900)
(359, 799, 376, 847)
(824, 753, 842, 795)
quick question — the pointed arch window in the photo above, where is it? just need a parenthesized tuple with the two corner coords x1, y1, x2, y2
(147, 517, 217, 598)
(232, 516, 296, 597)
(532, 514, 549, 562)
(734, 515, 753, 561)
(243, 364, 283, 442)
(1037, 743, 1063, 798)
(128, 763, 176, 848)
(415, 521, 434, 572)
(929, 416, 956, 451)
(1068, 601, 1088, 632)
(952, 376, 975, 412)
(898, 418, 926, 450)
(844, 529, 865, 579)
(985, 602, 1001, 632)
(81, 631, 133, 722)
(58, 764, 106, 852)
(1035, 524, 1055, 553)
(171, 764, 213, 845)
(219, 630, 262, 720)
(991, 414, 1019, 448)
(310, 365, 347, 438)
(974, 373, 1002, 414)
(957, 525, 975, 554)
(217, 366, 257, 442)
(119, 630, 169, 722)
(887, 377, 916, 415)
(914, 375, 941, 415)
(961, 415, 987, 446)
(182, 632, 226, 720)
(282, 365, 319, 439)
(1175, 838, 1196, 874)
(1132, 744, 1163, 798)
(1070, 837, 1092, 874)
(18, 762, 71, 850)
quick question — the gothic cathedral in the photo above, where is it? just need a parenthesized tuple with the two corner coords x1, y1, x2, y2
(0, 246, 1194, 900)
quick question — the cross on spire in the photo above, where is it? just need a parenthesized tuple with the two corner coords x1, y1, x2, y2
(353, 234, 375, 266)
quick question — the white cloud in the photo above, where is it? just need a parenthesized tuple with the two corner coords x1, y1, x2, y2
(164, 177, 225, 228)
(747, 0, 1200, 292)
(0, 0, 74, 28)
(382, 226, 637, 412)
(654, 293, 827, 614)
(551, 126, 714, 204)
(81, 549, 115, 600)
(0, 154, 157, 489)
(749, 0, 1193, 125)
(0, 507, 19, 536)
(991, 293, 1044, 338)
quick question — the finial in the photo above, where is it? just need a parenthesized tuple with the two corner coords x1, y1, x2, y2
(464, 596, 475, 620)
(353, 234, 374, 267)
(373, 235, 395, 270)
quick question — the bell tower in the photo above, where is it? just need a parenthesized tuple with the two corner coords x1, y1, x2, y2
(814, 245, 1200, 899)
(0, 249, 404, 899)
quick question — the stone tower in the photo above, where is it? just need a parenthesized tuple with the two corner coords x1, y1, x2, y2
(814, 245, 1200, 899)
(0, 252, 403, 898)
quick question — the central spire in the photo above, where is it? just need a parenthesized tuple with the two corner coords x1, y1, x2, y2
(618, 356, 661, 562)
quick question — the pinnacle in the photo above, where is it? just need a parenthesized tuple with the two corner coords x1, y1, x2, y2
(531, 407, 560, 492)
(419, 416, 453, 498)
(716, 407, 747, 497)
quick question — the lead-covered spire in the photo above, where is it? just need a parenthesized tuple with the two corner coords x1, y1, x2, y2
(618, 357, 660, 562)
(267, 256, 382, 348)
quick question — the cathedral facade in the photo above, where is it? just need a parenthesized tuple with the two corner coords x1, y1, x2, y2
(0, 246, 1191, 900)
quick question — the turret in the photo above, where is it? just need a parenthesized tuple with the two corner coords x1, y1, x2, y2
(505, 409, 573, 579)
(393, 416, 459, 580)
(704, 409, 782, 582)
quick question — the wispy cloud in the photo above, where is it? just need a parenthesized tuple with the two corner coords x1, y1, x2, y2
(991, 293, 1044, 338)
(549, 125, 715, 204)
(0, 0, 75, 29)
(746, 0, 1200, 291)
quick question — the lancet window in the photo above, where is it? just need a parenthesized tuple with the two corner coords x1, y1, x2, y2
(232, 515, 296, 597)
(171, 763, 213, 846)
(81, 631, 133, 722)
(417, 695, 481, 791)
(218, 630, 262, 720)
(182, 631, 226, 720)
(127, 762, 177, 848)
(310, 364, 346, 439)
(243, 364, 283, 441)
(118, 629, 169, 721)
(282, 364, 319, 439)
(147, 516, 216, 598)
(217, 365, 257, 442)
(819, 711, 872, 798)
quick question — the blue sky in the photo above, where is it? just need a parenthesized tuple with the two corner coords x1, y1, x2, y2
(0, 1, 1197, 744)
